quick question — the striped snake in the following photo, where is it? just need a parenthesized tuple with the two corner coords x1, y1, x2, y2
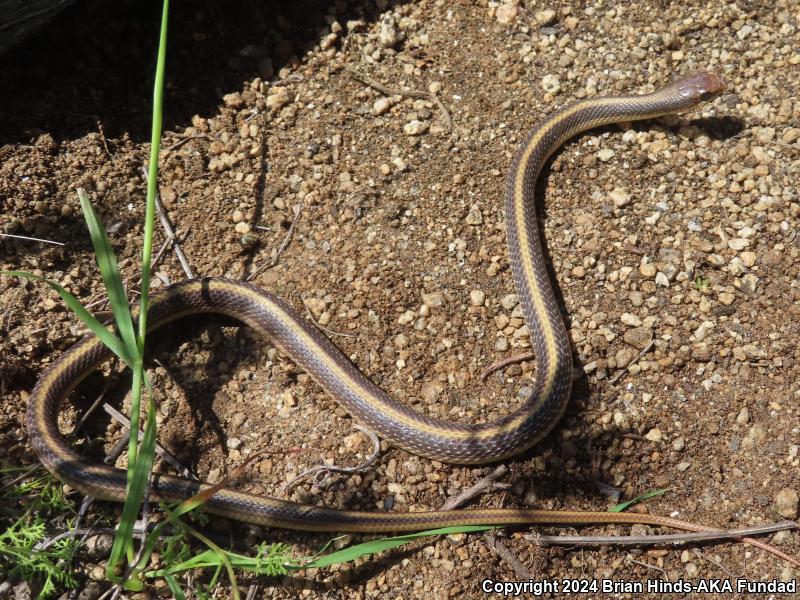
(28, 73, 730, 533)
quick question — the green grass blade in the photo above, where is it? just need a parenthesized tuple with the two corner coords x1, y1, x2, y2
(610, 488, 671, 513)
(106, 376, 158, 586)
(302, 525, 498, 569)
(164, 575, 186, 600)
(77, 190, 138, 362)
(1, 271, 132, 365)
(107, 0, 169, 581)
(137, 0, 170, 348)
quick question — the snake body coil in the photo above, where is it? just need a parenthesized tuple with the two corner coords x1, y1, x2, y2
(28, 73, 725, 532)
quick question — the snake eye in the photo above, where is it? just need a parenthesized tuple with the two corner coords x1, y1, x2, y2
(699, 90, 715, 102)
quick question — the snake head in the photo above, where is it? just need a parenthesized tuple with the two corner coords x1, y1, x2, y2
(673, 72, 727, 105)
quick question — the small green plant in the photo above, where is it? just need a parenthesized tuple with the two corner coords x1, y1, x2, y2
(2, 0, 168, 592)
(694, 275, 710, 291)
(0, 471, 79, 598)
(609, 488, 670, 513)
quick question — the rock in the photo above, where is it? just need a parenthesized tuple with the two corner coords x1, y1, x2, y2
(343, 431, 366, 451)
(645, 427, 663, 442)
(223, 92, 243, 108)
(534, 8, 557, 25)
(620, 312, 642, 327)
(623, 327, 652, 350)
(373, 97, 392, 115)
(718, 291, 735, 305)
(266, 87, 291, 109)
(398, 310, 416, 325)
(741, 424, 766, 450)
(615, 347, 636, 368)
(691, 343, 711, 362)
(422, 291, 445, 308)
(421, 381, 445, 403)
(465, 204, 483, 225)
(640, 261, 656, 278)
(378, 15, 401, 48)
(740, 251, 756, 267)
(736, 407, 749, 424)
(500, 294, 519, 310)
(541, 74, 561, 95)
(404, 120, 429, 136)
(597, 148, 615, 162)
(609, 187, 631, 207)
(305, 297, 326, 317)
(728, 237, 750, 251)
(469, 290, 485, 306)
(495, 3, 518, 24)
(775, 488, 799, 518)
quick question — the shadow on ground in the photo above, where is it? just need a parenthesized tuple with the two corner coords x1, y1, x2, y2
(0, 0, 407, 145)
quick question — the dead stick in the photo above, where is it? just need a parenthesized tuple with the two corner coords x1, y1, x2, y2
(440, 465, 509, 511)
(485, 532, 534, 579)
(528, 521, 797, 546)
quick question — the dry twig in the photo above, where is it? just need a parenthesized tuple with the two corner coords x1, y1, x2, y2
(526, 521, 797, 547)
(141, 166, 194, 278)
(281, 426, 381, 496)
(608, 340, 655, 385)
(247, 204, 302, 282)
(440, 465, 509, 511)
(0, 232, 65, 246)
(103, 403, 194, 479)
(480, 352, 535, 381)
(484, 532, 534, 579)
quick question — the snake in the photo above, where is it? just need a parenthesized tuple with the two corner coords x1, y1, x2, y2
(28, 72, 728, 533)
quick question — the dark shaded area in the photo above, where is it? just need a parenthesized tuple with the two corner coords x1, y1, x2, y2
(0, 0, 395, 145)
(0, 0, 77, 55)
(692, 115, 745, 140)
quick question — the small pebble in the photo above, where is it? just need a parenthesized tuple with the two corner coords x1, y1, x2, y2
(609, 187, 631, 207)
(736, 407, 750, 424)
(645, 428, 663, 442)
(775, 488, 799, 518)
(403, 120, 429, 136)
(597, 148, 615, 162)
(495, 3, 518, 24)
(501, 293, 519, 310)
(620, 312, 642, 327)
(541, 74, 561, 95)
(640, 262, 657, 278)
(718, 291, 735, 306)
(373, 97, 392, 115)
(728, 238, 750, 251)
(422, 291, 445, 307)
(469, 290, 485, 306)
(465, 204, 483, 225)
(266, 87, 291, 109)
(534, 8, 556, 25)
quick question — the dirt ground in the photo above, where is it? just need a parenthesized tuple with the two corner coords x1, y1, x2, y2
(1, 0, 799, 598)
